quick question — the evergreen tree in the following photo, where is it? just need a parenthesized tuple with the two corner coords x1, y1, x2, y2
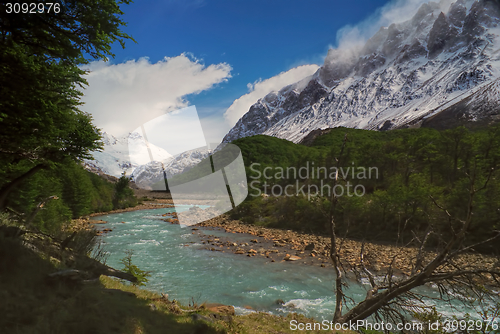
(0, 0, 135, 209)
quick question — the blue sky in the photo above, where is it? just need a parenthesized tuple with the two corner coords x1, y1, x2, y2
(110, 0, 388, 108)
(111, 0, 389, 80)
(81, 0, 429, 144)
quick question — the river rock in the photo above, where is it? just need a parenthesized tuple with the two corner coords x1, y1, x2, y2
(205, 303, 235, 315)
(305, 243, 315, 251)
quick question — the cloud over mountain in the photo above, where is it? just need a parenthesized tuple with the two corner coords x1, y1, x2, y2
(223, 65, 319, 126)
(223, 0, 500, 144)
(335, 0, 454, 51)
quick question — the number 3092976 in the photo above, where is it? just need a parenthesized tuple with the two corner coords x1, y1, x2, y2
(5, 3, 61, 14)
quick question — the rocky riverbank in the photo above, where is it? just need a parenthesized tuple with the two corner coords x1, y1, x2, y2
(195, 213, 415, 274)
(80, 204, 498, 278)
(87, 197, 221, 218)
(87, 199, 175, 217)
(194, 209, 498, 278)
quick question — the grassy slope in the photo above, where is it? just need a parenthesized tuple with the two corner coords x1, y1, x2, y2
(0, 230, 351, 334)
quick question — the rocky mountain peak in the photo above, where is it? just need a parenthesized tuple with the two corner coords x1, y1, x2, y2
(448, 0, 467, 27)
(464, 0, 500, 38)
(412, 2, 435, 25)
(223, 0, 500, 144)
(382, 23, 406, 57)
(428, 11, 458, 58)
(101, 132, 118, 146)
(319, 48, 358, 87)
(361, 27, 388, 56)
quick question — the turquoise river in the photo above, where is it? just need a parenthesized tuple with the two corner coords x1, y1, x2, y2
(96, 206, 490, 322)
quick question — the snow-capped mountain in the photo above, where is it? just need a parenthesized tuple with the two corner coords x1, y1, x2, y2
(223, 0, 500, 144)
(84, 132, 172, 177)
(85, 131, 212, 186)
(130, 147, 211, 190)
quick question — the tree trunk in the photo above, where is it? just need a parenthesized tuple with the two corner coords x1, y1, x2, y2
(329, 134, 348, 322)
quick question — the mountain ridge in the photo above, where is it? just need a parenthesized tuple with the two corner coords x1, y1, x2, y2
(84, 131, 211, 189)
(222, 0, 500, 144)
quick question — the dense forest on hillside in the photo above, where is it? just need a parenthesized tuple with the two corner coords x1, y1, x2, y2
(0, 0, 138, 235)
(2, 159, 137, 234)
(230, 126, 500, 253)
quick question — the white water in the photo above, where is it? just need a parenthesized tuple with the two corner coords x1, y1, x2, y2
(96, 207, 491, 322)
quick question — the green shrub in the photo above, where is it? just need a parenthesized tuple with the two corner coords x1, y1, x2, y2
(113, 176, 137, 209)
(120, 249, 151, 286)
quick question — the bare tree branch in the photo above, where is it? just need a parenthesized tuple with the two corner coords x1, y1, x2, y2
(329, 133, 349, 322)
(411, 228, 433, 276)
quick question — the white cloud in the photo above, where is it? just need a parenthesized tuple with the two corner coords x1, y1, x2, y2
(336, 0, 455, 50)
(223, 64, 319, 126)
(80, 54, 232, 136)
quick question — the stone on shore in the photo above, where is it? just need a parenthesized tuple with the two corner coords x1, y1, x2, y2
(204, 303, 235, 315)
(304, 243, 315, 251)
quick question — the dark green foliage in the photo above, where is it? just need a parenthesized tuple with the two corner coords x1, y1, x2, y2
(230, 195, 330, 234)
(113, 176, 137, 209)
(120, 250, 151, 286)
(0, 0, 137, 233)
(0, 0, 134, 211)
(235, 135, 314, 166)
(6, 165, 72, 233)
(60, 160, 95, 218)
(230, 125, 500, 253)
(5, 159, 136, 233)
(88, 173, 115, 213)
